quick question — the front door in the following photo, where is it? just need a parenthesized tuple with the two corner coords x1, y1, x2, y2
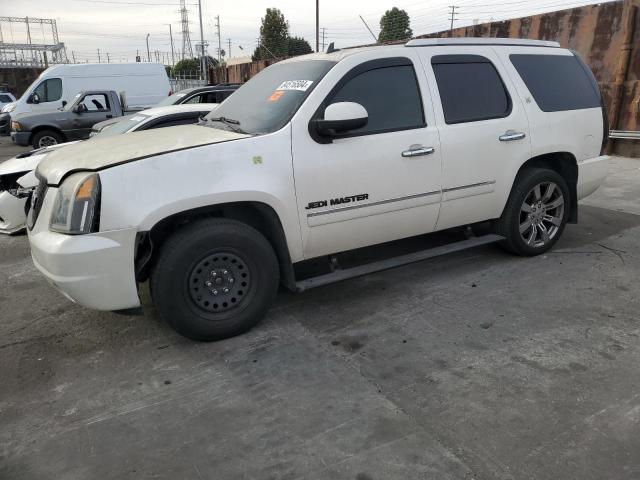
(291, 51, 442, 259)
(30, 78, 63, 112)
(68, 93, 113, 140)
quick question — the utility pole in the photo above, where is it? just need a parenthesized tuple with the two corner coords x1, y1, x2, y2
(97, 48, 101, 63)
(72, 51, 76, 63)
(448, 6, 459, 34)
(215, 16, 222, 64)
(227, 38, 232, 60)
(167, 23, 175, 66)
(359, 15, 377, 42)
(106, 52, 110, 63)
(315, 0, 319, 52)
(197, 0, 207, 83)
(146, 34, 151, 62)
(321, 27, 326, 51)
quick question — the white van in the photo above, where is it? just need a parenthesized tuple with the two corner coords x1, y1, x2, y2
(4, 63, 170, 117)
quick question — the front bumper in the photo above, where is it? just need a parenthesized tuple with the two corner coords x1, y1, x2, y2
(11, 131, 31, 146)
(0, 113, 10, 135)
(28, 188, 140, 310)
(0, 191, 27, 234)
(577, 155, 609, 200)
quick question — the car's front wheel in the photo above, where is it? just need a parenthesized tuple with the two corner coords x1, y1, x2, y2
(150, 218, 279, 341)
(498, 168, 570, 256)
(32, 129, 62, 149)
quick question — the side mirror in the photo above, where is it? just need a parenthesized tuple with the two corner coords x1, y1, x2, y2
(313, 102, 368, 137)
(62, 100, 67, 107)
(28, 93, 40, 104)
(73, 103, 87, 114)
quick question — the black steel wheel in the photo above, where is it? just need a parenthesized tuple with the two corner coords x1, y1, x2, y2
(151, 218, 279, 341)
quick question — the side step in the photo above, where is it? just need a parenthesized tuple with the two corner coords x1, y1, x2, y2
(295, 233, 505, 292)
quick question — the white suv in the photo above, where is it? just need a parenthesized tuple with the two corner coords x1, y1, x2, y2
(27, 38, 609, 341)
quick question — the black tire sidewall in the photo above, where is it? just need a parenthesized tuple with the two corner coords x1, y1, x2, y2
(32, 130, 62, 149)
(151, 220, 279, 341)
(501, 168, 570, 256)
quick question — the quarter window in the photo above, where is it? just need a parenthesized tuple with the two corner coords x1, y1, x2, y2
(432, 56, 511, 124)
(328, 64, 425, 135)
(33, 78, 62, 102)
(510, 54, 601, 112)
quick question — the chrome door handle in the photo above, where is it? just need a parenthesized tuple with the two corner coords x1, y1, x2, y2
(499, 130, 526, 142)
(402, 146, 435, 157)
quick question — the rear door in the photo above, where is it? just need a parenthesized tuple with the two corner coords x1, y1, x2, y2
(414, 46, 531, 230)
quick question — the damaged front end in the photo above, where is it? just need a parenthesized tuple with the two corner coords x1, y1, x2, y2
(0, 171, 32, 234)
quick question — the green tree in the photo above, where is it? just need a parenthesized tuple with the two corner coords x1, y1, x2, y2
(172, 58, 200, 76)
(287, 36, 313, 56)
(252, 8, 289, 61)
(378, 7, 412, 43)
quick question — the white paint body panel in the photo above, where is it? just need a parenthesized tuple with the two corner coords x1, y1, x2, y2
(27, 42, 609, 311)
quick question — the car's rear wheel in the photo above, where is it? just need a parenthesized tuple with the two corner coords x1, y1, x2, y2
(497, 168, 570, 256)
(150, 218, 279, 341)
(32, 130, 62, 149)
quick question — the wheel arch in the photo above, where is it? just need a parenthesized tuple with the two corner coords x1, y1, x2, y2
(135, 201, 296, 291)
(30, 125, 66, 145)
(510, 151, 578, 223)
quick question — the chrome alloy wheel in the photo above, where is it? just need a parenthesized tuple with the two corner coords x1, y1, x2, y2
(519, 181, 565, 248)
(187, 252, 251, 313)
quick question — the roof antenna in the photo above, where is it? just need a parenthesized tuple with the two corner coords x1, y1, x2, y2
(326, 42, 337, 53)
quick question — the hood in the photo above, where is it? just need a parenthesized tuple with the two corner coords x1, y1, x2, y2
(0, 142, 81, 177)
(13, 109, 69, 128)
(38, 124, 249, 185)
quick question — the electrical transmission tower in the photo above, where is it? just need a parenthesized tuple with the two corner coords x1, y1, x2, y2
(180, 0, 194, 59)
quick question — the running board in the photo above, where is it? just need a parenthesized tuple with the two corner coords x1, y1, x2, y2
(295, 234, 504, 292)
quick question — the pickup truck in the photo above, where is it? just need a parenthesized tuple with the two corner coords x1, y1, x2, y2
(10, 90, 136, 149)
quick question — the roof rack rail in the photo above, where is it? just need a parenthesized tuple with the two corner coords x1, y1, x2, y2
(405, 38, 560, 48)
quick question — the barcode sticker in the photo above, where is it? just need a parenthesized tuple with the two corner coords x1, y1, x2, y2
(276, 80, 314, 91)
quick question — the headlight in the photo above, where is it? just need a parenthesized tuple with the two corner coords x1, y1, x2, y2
(11, 121, 21, 131)
(2, 103, 15, 113)
(50, 172, 101, 234)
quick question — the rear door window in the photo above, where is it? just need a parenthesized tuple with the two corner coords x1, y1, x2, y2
(432, 55, 511, 124)
(510, 54, 601, 112)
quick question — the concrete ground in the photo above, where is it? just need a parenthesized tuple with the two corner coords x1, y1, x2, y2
(1, 146, 639, 480)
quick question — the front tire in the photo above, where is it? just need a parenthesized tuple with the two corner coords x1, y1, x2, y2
(150, 218, 279, 341)
(497, 168, 570, 256)
(32, 129, 62, 149)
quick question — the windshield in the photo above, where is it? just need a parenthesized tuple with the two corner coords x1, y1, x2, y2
(204, 60, 335, 134)
(94, 114, 150, 138)
(155, 91, 188, 107)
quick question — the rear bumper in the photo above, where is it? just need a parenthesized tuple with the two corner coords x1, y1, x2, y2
(11, 131, 31, 146)
(577, 155, 609, 200)
(29, 225, 141, 311)
(0, 191, 27, 234)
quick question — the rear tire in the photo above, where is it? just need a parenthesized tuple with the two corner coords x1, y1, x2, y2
(150, 218, 279, 341)
(497, 168, 570, 256)
(32, 130, 62, 149)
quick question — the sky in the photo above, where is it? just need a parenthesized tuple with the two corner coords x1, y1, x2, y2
(0, 0, 618, 64)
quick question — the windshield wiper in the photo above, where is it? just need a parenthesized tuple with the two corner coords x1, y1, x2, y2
(205, 116, 247, 134)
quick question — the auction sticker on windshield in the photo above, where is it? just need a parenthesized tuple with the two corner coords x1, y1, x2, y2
(276, 80, 313, 91)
